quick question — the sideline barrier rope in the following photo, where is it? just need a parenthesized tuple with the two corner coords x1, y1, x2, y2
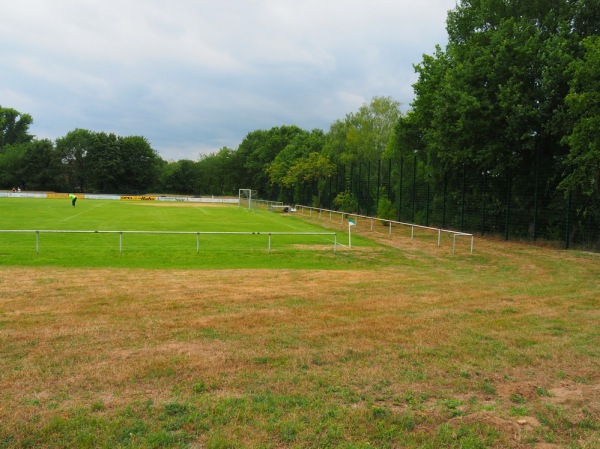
(296, 205, 474, 255)
(0, 230, 338, 255)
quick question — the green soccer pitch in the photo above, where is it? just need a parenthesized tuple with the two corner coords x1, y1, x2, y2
(0, 198, 379, 269)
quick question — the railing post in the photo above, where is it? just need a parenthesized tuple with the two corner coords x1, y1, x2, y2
(36, 230, 39, 255)
(119, 231, 123, 254)
(196, 232, 200, 254)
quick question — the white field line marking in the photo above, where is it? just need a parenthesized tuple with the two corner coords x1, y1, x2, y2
(249, 209, 309, 231)
(60, 201, 110, 222)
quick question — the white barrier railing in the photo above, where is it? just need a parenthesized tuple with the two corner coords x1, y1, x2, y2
(296, 205, 474, 255)
(0, 230, 338, 255)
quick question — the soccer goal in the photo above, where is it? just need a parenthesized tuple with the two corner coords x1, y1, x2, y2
(238, 189, 258, 209)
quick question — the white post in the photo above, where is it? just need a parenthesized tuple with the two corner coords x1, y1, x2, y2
(438, 229, 441, 247)
(36, 230, 39, 255)
(348, 224, 352, 249)
(348, 219, 355, 248)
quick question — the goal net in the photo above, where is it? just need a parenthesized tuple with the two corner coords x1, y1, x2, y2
(238, 189, 258, 209)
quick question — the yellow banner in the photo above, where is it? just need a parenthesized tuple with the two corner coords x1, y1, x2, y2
(120, 196, 156, 201)
(47, 193, 70, 199)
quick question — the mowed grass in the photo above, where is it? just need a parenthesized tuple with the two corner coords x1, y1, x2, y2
(1, 198, 600, 448)
(0, 199, 379, 269)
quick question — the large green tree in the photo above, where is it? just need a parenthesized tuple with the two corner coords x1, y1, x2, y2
(119, 135, 162, 193)
(55, 129, 95, 192)
(85, 132, 123, 193)
(265, 130, 327, 204)
(197, 147, 236, 195)
(391, 0, 600, 237)
(0, 140, 62, 191)
(324, 96, 402, 164)
(267, 130, 324, 186)
(0, 143, 26, 189)
(235, 125, 307, 196)
(561, 36, 600, 196)
(159, 160, 200, 195)
(406, 0, 599, 175)
(21, 139, 63, 191)
(0, 106, 33, 149)
(280, 152, 336, 207)
(0, 106, 35, 189)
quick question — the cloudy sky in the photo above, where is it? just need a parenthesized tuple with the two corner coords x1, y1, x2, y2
(1, 0, 456, 161)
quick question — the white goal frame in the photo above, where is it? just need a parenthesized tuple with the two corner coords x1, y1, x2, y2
(238, 189, 257, 209)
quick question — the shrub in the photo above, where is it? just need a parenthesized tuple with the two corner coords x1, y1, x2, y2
(333, 191, 358, 213)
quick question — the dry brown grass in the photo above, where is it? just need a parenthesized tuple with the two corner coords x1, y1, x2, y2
(1, 234, 599, 448)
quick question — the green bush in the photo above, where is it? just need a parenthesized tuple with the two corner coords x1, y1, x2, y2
(333, 191, 358, 213)
(377, 188, 396, 222)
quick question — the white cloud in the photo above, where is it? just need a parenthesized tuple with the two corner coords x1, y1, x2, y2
(0, 0, 455, 160)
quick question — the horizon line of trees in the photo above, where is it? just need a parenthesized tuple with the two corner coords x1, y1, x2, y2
(1, 0, 599, 247)
(0, 95, 402, 197)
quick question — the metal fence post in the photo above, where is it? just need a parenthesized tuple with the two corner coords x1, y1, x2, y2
(412, 154, 417, 223)
(461, 164, 466, 231)
(481, 170, 487, 236)
(397, 156, 404, 222)
(505, 167, 512, 241)
(565, 191, 572, 249)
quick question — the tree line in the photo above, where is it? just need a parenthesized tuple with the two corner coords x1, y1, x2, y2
(0, 95, 401, 198)
(1, 0, 599, 246)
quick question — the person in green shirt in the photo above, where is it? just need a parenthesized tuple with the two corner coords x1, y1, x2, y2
(69, 194, 77, 207)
